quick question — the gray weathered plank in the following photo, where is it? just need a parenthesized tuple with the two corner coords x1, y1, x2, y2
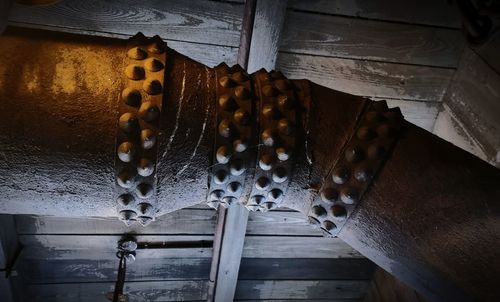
(281, 11, 464, 68)
(238, 258, 375, 280)
(277, 53, 454, 102)
(9, 0, 243, 47)
(19, 235, 361, 259)
(16, 209, 321, 236)
(287, 0, 461, 28)
(21, 258, 211, 284)
(26, 280, 208, 302)
(384, 99, 439, 131)
(247, 0, 288, 73)
(235, 280, 370, 300)
(242, 236, 363, 258)
(20, 258, 374, 284)
(443, 47, 500, 165)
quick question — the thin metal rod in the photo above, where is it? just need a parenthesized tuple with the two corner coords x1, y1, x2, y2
(237, 0, 257, 69)
(206, 206, 227, 302)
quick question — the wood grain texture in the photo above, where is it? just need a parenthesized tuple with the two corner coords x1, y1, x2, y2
(9, 0, 243, 47)
(363, 268, 430, 302)
(234, 280, 370, 300)
(238, 258, 375, 280)
(277, 53, 454, 101)
(247, 0, 288, 73)
(281, 11, 464, 67)
(21, 258, 211, 284)
(444, 47, 500, 165)
(384, 99, 439, 131)
(26, 280, 208, 302)
(15, 209, 322, 236)
(18, 234, 360, 259)
(287, 0, 462, 28)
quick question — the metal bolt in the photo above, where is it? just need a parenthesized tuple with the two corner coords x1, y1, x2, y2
(148, 38, 165, 54)
(255, 176, 271, 190)
(340, 188, 359, 204)
(121, 88, 141, 107)
(332, 167, 350, 184)
(345, 146, 365, 163)
(127, 47, 148, 60)
(227, 181, 242, 194)
(117, 169, 136, 188)
(320, 187, 338, 203)
(272, 166, 288, 183)
(234, 109, 250, 125)
(140, 129, 156, 149)
(117, 141, 136, 163)
(218, 119, 234, 138)
(137, 202, 154, 215)
(259, 153, 274, 171)
(354, 165, 373, 182)
(278, 94, 294, 110)
(356, 126, 375, 140)
(234, 86, 250, 99)
(137, 216, 153, 227)
(219, 94, 238, 111)
(142, 79, 162, 95)
(209, 190, 225, 201)
(117, 194, 135, 207)
(144, 58, 164, 72)
(119, 113, 139, 134)
(367, 144, 386, 159)
(119, 210, 137, 226)
(232, 71, 248, 82)
(216, 145, 231, 164)
(331, 205, 347, 220)
(219, 76, 235, 88)
(323, 220, 337, 232)
(139, 102, 160, 122)
(233, 138, 248, 153)
(262, 104, 278, 120)
(214, 169, 228, 184)
(261, 128, 276, 146)
(250, 195, 265, 205)
(276, 147, 290, 161)
(137, 158, 154, 177)
(136, 183, 154, 199)
(311, 205, 327, 218)
(267, 188, 283, 202)
(125, 65, 145, 80)
(230, 159, 246, 176)
(262, 85, 277, 97)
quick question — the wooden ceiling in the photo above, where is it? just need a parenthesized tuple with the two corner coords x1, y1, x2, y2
(2, 0, 491, 301)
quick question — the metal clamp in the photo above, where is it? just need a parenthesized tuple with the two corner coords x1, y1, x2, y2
(245, 69, 298, 212)
(308, 100, 403, 236)
(206, 63, 256, 209)
(114, 32, 167, 226)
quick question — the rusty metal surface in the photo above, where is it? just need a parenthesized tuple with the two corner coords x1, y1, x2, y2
(206, 63, 255, 209)
(308, 101, 404, 237)
(114, 33, 167, 226)
(340, 121, 500, 302)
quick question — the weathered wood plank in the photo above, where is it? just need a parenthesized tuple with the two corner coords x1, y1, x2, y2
(247, 0, 288, 73)
(20, 257, 374, 284)
(276, 53, 454, 102)
(21, 258, 211, 283)
(443, 47, 500, 165)
(16, 210, 321, 236)
(9, 0, 243, 47)
(19, 235, 214, 260)
(384, 99, 439, 131)
(287, 0, 461, 28)
(235, 280, 370, 300)
(239, 258, 375, 280)
(281, 11, 464, 67)
(26, 280, 208, 302)
(15, 209, 217, 235)
(242, 236, 363, 258)
(19, 235, 361, 259)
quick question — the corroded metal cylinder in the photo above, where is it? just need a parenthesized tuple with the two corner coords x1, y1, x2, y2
(0, 27, 499, 302)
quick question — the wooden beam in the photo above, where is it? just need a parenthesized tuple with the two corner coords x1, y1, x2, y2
(0, 215, 18, 302)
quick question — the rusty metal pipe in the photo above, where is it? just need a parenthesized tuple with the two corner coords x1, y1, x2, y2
(0, 28, 499, 302)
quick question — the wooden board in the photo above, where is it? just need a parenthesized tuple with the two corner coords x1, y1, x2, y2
(26, 280, 208, 302)
(238, 258, 375, 280)
(234, 280, 369, 300)
(281, 11, 464, 68)
(9, 0, 243, 47)
(443, 48, 500, 165)
(277, 53, 454, 102)
(21, 258, 211, 284)
(384, 99, 439, 131)
(18, 234, 361, 260)
(287, 0, 462, 28)
(15, 209, 322, 236)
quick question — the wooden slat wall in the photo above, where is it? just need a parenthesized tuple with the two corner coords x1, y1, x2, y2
(273, 1, 464, 132)
(8, 0, 243, 67)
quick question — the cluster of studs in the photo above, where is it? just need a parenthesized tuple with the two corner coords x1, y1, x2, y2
(308, 101, 403, 236)
(245, 70, 297, 212)
(115, 33, 167, 226)
(206, 63, 255, 209)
